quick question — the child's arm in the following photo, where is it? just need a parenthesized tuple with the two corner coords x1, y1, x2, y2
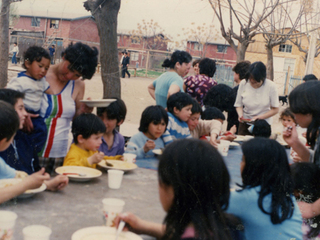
(87, 152, 104, 165)
(125, 137, 148, 159)
(298, 200, 320, 219)
(44, 87, 53, 95)
(197, 119, 221, 146)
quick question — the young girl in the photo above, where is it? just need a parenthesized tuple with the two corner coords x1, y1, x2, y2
(117, 139, 242, 240)
(227, 138, 303, 239)
(125, 106, 168, 159)
(7, 46, 52, 153)
(291, 162, 320, 239)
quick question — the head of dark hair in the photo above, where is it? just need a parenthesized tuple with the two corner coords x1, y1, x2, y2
(22, 46, 51, 69)
(62, 42, 99, 79)
(0, 101, 19, 142)
(240, 138, 294, 224)
(303, 74, 317, 82)
(162, 50, 192, 69)
(199, 58, 216, 78)
(280, 108, 296, 124)
(192, 59, 201, 67)
(252, 119, 271, 138)
(0, 89, 25, 106)
(159, 139, 232, 240)
(289, 81, 320, 148)
(190, 99, 202, 115)
(246, 61, 266, 83)
(203, 84, 236, 112)
(14, 42, 17, 45)
(167, 92, 193, 114)
(96, 98, 127, 123)
(139, 105, 168, 133)
(232, 60, 251, 80)
(202, 107, 225, 121)
(72, 113, 106, 144)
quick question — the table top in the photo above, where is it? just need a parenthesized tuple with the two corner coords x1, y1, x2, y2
(0, 167, 165, 240)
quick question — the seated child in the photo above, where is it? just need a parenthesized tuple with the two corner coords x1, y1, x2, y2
(162, 92, 193, 145)
(97, 98, 126, 156)
(63, 113, 106, 168)
(7, 46, 52, 153)
(125, 106, 168, 159)
(291, 162, 320, 239)
(251, 119, 271, 138)
(187, 99, 221, 147)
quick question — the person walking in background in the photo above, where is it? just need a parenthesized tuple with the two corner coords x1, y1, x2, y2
(121, 52, 130, 78)
(11, 42, 19, 65)
(48, 45, 55, 64)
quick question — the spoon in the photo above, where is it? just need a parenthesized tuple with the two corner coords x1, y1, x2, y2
(115, 220, 125, 240)
(62, 173, 86, 177)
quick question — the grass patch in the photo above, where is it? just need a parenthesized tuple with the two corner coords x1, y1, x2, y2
(128, 69, 163, 78)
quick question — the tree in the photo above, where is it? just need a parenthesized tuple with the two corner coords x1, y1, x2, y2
(208, 0, 281, 62)
(84, 0, 121, 98)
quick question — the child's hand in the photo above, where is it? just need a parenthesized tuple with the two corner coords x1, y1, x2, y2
(144, 140, 155, 153)
(209, 137, 218, 148)
(283, 124, 298, 146)
(45, 175, 69, 192)
(88, 152, 105, 165)
(230, 125, 237, 135)
(22, 168, 50, 190)
(222, 135, 236, 142)
(114, 212, 145, 235)
(22, 113, 38, 132)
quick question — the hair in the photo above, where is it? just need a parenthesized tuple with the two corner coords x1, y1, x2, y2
(22, 46, 51, 69)
(192, 59, 201, 67)
(290, 162, 320, 238)
(246, 61, 266, 83)
(240, 138, 294, 224)
(158, 139, 232, 240)
(232, 60, 251, 80)
(72, 113, 106, 144)
(202, 107, 225, 121)
(289, 81, 320, 149)
(280, 108, 296, 124)
(96, 98, 127, 124)
(14, 42, 17, 45)
(167, 92, 193, 114)
(252, 119, 271, 138)
(138, 105, 168, 133)
(161, 50, 192, 69)
(0, 89, 25, 106)
(0, 100, 20, 142)
(303, 74, 317, 82)
(190, 98, 202, 115)
(199, 58, 216, 78)
(62, 42, 99, 79)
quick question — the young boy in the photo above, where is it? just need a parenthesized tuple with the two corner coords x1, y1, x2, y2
(252, 119, 271, 138)
(162, 92, 193, 145)
(63, 113, 106, 168)
(97, 98, 127, 156)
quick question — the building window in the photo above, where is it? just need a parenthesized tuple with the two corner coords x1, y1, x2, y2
(50, 20, 59, 29)
(217, 45, 227, 53)
(279, 44, 292, 53)
(193, 42, 203, 51)
(131, 38, 140, 44)
(31, 17, 40, 27)
(130, 52, 139, 61)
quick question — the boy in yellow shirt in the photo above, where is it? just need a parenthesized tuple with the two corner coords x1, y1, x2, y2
(63, 113, 106, 168)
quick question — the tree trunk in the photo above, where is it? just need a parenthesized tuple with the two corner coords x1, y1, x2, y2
(266, 46, 274, 80)
(236, 43, 247, 62)
(0, 0, 11, 88)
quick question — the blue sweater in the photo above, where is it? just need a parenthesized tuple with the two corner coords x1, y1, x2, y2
(0, 157, 16, 179)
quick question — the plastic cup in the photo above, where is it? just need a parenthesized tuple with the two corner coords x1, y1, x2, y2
(0, 210, 18, 240)
(108, 170, 124, 189)
(123, 153, 136, 163)
(102, 198, 125, 227)
(218, 140, 230, 156)
(23, 225, 52, 240)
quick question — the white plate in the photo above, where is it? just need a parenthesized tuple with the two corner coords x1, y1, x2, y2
(55, 166, 102, 182)
(0, 178, 46, 198)
(80, 99, 116, 107)
(234, 135, 254, 142)
(72, 226, 143, 240)
(98, 160, 138, 172)
(152, 149, 162, 155)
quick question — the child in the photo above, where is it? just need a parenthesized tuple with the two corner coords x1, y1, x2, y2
(227, 138, 303, 239)
(97, 98, 127, 156)
(251, 119, 271, 138)
(63, 113, 106, 168)
(116, 139, 243, 240)
(125, 106, 168, 159)
(291, 162, 320, 239)
(7, 46, 52, 153)
(162, 92, 193, 145)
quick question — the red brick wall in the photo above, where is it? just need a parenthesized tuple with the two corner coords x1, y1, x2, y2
(13, 16, 46, 31)
(69, 18, 99, 43)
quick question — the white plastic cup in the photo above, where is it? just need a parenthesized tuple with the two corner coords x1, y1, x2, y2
(102, 198, 125, 227)
(123, 153, 136, 163)
(108, 170, 124, 189)
(0, 210, 18, 240)
(218, 140, 230, 156)
(23, 225, 52, 240)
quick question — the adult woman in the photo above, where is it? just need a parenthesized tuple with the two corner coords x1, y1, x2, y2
(192, 58, 201, 75)
(148, 50, 192, 109)
(234, 61, 279, 135)
(39, 42, 98, 174)
(184, 58, 217, 106)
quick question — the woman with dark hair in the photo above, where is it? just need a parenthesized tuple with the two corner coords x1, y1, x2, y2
(184, 58, 217, 106)
(234, 61, 279, 135)
(148, 50, 192, 108)
(192, 59, 201, 75)
(227, 138, 302, 239)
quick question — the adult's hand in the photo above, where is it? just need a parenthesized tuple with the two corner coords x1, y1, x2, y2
(80, 97, 94, 114)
